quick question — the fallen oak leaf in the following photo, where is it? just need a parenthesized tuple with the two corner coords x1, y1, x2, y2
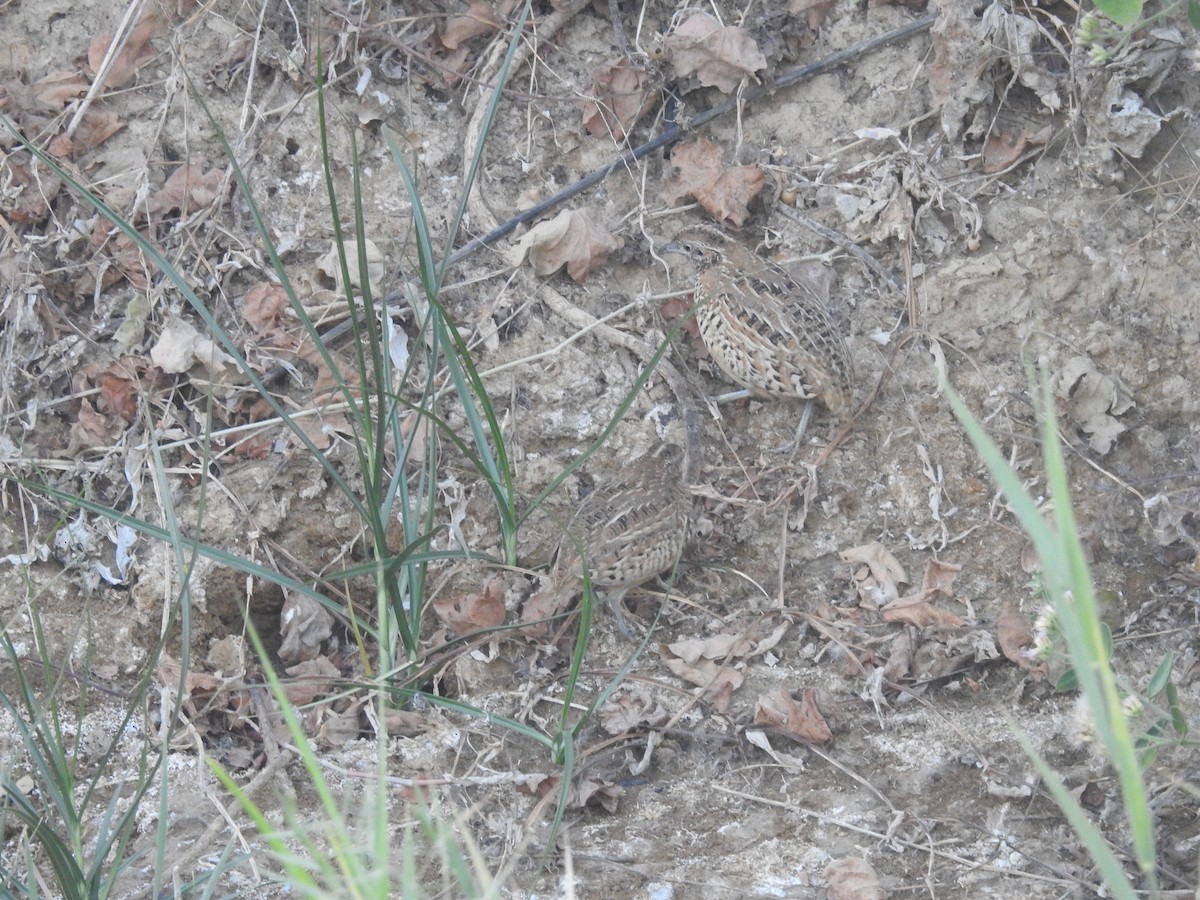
(440, 0, 512, 50)
(147, 161, 226, 218)
(87, 11, 163, 90)
(752, 686, 832, 743)
(840, 541, 907, 609)
(661, 137, 765, 229)
(507, 209, 624, 282)
(432, 575, 506, 635)
(580, 58, 655, 140)
(661, 653, 743, 713)
(667, 12, 767, 93)
(996, 601, 1047, 678)
(881, 594, 965, 629)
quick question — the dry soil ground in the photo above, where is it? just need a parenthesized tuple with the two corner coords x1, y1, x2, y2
(2, 0, 1199, 897)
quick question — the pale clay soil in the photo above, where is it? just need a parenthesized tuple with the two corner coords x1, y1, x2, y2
(1, 0, 1199, 898)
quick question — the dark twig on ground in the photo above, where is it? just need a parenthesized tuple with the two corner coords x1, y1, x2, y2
(272, 13, 936, 382)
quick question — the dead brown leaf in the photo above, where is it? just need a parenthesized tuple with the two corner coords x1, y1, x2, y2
(788, 0, 834, 30)
(380, 707, 430, 736)
(432, 575, 506, 635)
(526, 774, 623, 812)
(581, 58, 655, 140)
(4, 158, 64, 225)
(156, 653, 223, 718)
(86, 220, 148, 290)
(279, 593, 335, 664)
(241, 283, 292, 338)
(980, 125, 1051, 173)
(31, 70, 89, 106)
(881, 594, 965, 629)
(599, 685, 671, 735)
(666, 632, 752, 663)
(661, 654, 743, 713)
(283, 655, 340, 705)
(71, 399, 119, 450)
(840, 541, 908, 609)
(752, 686, 832, 743)
(440, 0, 509, 50)
(70, 109, 125, 153)
(996, 601, 1047, 678)
(147, 161, 226, 218)
(659, 295, 705, 356)
(661, 137, 765, 229)
(70, 357, 159, 449)
(87, 12, 163, 90)
(518, 588, 569, 639)
(667, 12, 767, 92)
(507, 209, 624, 282)
(826, 856, 885, 900)
(881, 628, 917, 682)
(920, 558, 961, 596)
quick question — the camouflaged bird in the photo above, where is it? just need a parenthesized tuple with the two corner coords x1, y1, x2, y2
(553, 443, 691, 637)
(664, 229, 854, 418)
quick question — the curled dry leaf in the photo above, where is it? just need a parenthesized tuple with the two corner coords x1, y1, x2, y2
(659, 295, 705, 355)
(518, 588, 569, 640)
(666, 632, 752, 663)
(661, 137, 765, 229)
(919, 558, 961, 596)
(283, 655, 340, 705)
(440, 0, 511, 50)
(981, 125, 1051, 173)
(752, 686, 832, 744)
(314, 239, 386, 298)
(526, 774, 623, 812)
(996, 601, 1047, 678)
(840, 541, 908, 609)
(882, 597, 964, 629)
(241, 283, 292, 339)
(661, 653, 743, 713)
(826, 856, 885, 900)
(929, 3, 996, 141)
(87, 12, 163, 90)
(156, 653, 222, 718)
(1052, 355, 1134, 455)
(432, 574, 506, 635)
(279, 592, 335, 664)
(507, 209, 624, 282)
(147, 161, 226, 218)
(581, 58, 655, 140)
(150, 315, 238, 379)
(789, 0, 835, 32)
(667, 12, 768, 92)
(599, 685, 671, 735)
(874, 555, 965, 629)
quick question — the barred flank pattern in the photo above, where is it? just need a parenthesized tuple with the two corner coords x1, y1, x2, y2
(668, 234, 854, 416)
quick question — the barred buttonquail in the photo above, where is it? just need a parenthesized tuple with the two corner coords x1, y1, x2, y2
(554, 443, 692, 637)
(664, 231, 854, 426)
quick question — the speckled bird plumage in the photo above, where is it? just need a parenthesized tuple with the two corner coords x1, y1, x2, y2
(666, 231, 854, 416)
(554, 443, 691, 633)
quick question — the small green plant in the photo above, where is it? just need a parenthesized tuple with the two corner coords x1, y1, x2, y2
(1, 0, 682, 889)
(0, 619, 155, 897)
(1076, 0, 1200, 65)
(1025, 561, 1192, 775)
(945, 372, 1168, 898)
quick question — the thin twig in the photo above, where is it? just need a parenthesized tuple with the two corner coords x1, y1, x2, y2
(270, 13, 936, 380)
